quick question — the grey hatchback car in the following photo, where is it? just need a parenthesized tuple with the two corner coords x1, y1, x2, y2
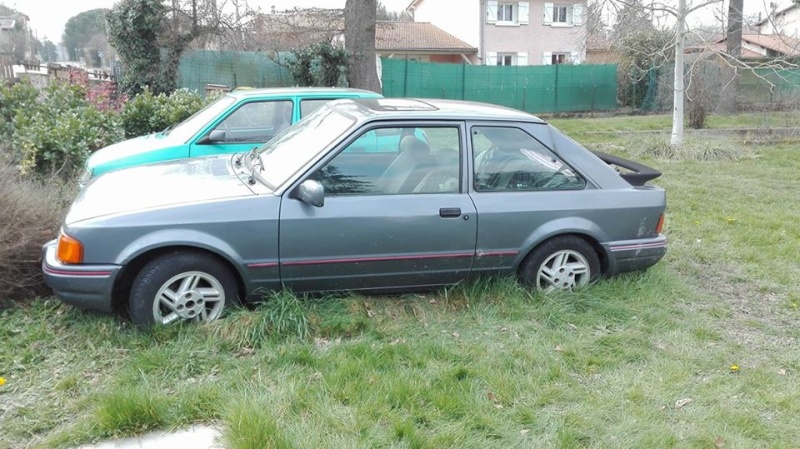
(42, 98, 667, 326)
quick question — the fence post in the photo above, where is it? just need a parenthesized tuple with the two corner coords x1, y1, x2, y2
(403, 58, 409, 97)
(554, 64, 560, 113)
(522, 87, 527, 111)
(461, 61, 466, 100)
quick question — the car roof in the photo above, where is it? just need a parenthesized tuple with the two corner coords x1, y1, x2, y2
(328, 98, 545, 123)
(226, 87, 383, 99)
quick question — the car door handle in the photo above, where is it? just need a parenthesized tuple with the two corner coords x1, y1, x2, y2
(439, 207, 462, 218)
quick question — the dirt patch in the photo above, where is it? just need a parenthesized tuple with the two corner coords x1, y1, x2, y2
(682, 261, 796, 358)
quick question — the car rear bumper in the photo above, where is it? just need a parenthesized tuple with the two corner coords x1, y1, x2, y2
(41, 240, 122, 313)
(605, 235, 667, 275)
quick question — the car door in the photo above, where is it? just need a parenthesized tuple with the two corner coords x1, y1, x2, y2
(189, 99, 294, 158)
(278, 123, 477, 292)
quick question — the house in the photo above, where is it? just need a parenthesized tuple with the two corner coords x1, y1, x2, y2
(705, 34, 800, 59)
(755, 3, 800, 38)
(406, 0, 587, 65)
(253, 9, 477, 64)
(375, 22, 478, 63)
(0, 5, 32, 62)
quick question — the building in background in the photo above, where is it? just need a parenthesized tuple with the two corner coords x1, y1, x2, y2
(406, 0, 587, 65)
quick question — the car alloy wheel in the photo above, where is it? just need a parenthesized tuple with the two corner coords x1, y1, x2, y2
(153, 271, 225, 324)
(521, 235, 600, 292)
(535, 249, 591, 292)
(129, 251, 238, 326)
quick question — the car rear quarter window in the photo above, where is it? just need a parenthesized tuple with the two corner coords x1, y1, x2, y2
(301, 99, 339, 117)
(471, 126, 585, 192)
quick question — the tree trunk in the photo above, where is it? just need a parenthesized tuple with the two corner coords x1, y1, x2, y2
(344, 0, 381, 93)
(719, 0, 743, 113)
(670, 0, 686, 147)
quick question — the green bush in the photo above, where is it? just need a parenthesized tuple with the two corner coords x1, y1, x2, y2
(120, 88, 206, 138)
(13, 82, 123, 177)
(0, 81, 38, 141)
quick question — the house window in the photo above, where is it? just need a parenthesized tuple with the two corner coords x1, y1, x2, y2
(487, 1, 530, 25)
(487, 52, 528, 66)
(543, 3, 583, 27)
(552, 5, 568, 23)
(551, 53, 568, 64)
(497, 54, 514, 65)
(498, 3, 514, 22)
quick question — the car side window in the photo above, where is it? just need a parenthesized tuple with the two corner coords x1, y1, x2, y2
(313, 126, 461, 195)
(213, 100, 293, 143)
(301, 99, 336, 117)
(471, 126, 585, 192)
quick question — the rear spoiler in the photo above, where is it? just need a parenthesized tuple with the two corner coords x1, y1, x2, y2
(591, 151, 662, 187)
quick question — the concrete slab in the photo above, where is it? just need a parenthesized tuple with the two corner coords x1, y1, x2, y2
(75, 425, 223, 449)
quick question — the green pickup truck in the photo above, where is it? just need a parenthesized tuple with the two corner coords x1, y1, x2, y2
(81, 87, 382, 184)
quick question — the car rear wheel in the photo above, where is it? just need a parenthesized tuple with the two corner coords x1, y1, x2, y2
(129, 251, 239, 326)
(521, 236, 600, 292)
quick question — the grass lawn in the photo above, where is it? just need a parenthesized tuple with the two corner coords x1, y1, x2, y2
(2, 116, 799, 448)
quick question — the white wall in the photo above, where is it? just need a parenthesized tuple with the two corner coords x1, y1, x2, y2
(414, 0, 481, 49)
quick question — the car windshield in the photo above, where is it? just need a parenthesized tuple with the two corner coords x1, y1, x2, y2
(254, 105, 356, 189)
(165, 95, 237, 143)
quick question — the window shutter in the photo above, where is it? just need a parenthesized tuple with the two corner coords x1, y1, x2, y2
(543, 3, 553, 25)
(487, 1, 498, 23)
(572, 4, 584, 25)
(517, 52, 529, 65)
(486, 52, 498, 65)
(518, 2, 530, 24)
(542, 52, 553, 65)
(570, 52, 581, 64)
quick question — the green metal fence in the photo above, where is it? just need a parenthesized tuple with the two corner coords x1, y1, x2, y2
(178, 50, 294, 93)
(380, 59, 618, 113)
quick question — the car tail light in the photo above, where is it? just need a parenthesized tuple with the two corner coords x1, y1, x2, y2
(655, 214, 665, 234)
(57, 232, 84, 264)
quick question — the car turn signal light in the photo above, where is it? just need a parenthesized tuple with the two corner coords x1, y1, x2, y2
(655, 214, 665, 234)
(57, 232, 84, 264)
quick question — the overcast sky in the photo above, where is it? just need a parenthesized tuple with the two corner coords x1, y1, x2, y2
(6, 0, 791, 44)
(11, 0, 412, 43)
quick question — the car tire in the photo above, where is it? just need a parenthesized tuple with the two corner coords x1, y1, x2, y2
(520, 236, 600, 292)
(129, 251, 239, 326)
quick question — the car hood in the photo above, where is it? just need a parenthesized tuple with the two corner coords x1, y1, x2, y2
(67, 156, 270, 224)
(85, 132, 185, 170)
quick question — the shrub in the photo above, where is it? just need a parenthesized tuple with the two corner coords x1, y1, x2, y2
(120, 88, 206, 138)
(13, 82, 123, 178)
(0, 161, 74, 305)
(686, 61, 725, 129)
(0, 80, 38, 140)
(629, 135, 752, 161)
(287, 42, 348, 88)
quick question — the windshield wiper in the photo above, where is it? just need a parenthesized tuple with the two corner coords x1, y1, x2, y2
(160, 123, 178, 136)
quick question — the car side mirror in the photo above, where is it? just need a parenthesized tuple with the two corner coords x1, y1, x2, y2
(208, 129, 226, 143)
(296, 179, 325, 207)
(197, 129, 226, 145)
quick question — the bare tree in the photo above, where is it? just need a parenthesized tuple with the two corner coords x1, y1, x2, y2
(345, 0, 381, 93)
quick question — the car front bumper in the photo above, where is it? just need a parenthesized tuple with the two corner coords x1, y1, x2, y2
(41, 240, 122, 313)
(605, 235, 668, 275)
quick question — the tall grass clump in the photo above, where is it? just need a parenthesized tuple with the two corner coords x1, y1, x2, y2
(210, 290, 309, 348)
(628, 135, 752, 161)
(0, 161, 74, 305)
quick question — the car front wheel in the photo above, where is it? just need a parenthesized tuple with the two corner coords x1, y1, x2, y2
(521, 236, 600, 292)
(129, 251, 239, 326)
